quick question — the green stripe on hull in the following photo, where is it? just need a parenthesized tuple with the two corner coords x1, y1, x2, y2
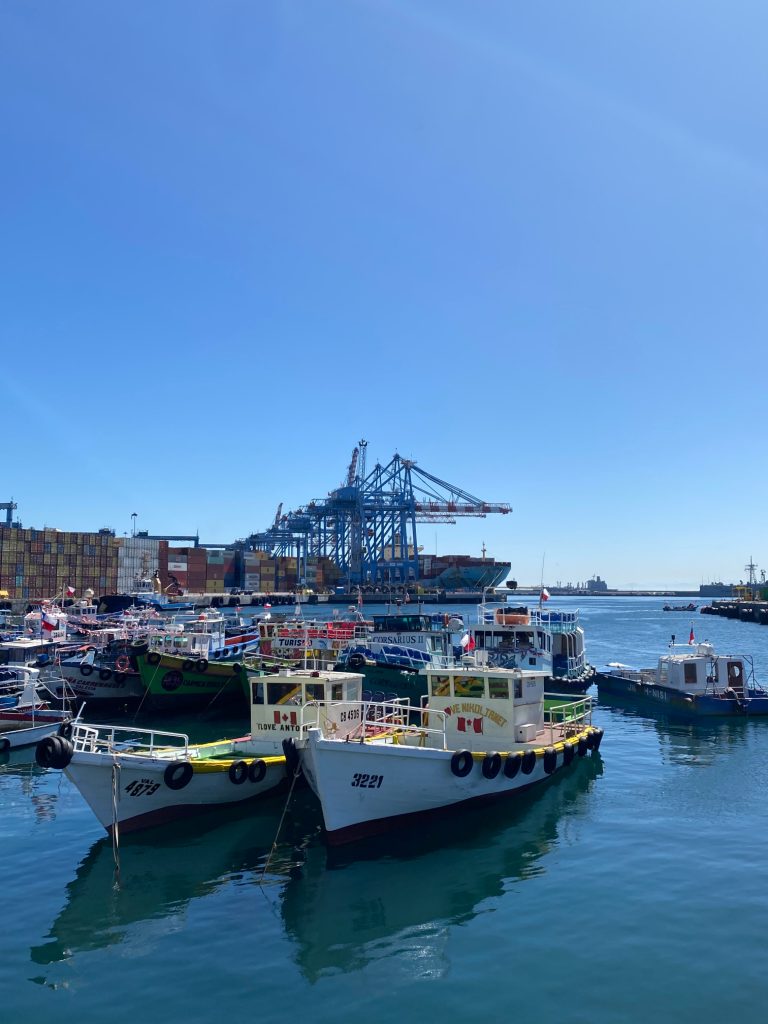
(136, 653, 244, 705)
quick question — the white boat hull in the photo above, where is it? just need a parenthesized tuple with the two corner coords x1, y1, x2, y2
(64, 751, 287, 834)
(0, 720, 66, 751)
(300, 726, 600, 845)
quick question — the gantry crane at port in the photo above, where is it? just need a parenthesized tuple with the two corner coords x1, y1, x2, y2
(247, 442, 511, 587)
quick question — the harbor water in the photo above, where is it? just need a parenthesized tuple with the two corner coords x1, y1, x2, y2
(4, 597, 768, 1022)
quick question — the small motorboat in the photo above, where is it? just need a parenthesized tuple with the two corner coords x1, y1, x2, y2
(662, 603, 698, 612)
(596, 640, 768, 715)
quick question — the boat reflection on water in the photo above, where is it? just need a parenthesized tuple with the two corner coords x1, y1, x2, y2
(31, 756, 603, 978)
(30, 789, 324, 967)
(596, 692, 764, 767)
(282, 754, 604, 982)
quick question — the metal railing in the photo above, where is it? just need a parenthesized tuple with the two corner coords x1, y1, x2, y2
(543, 694, 593, 743)
(70, 721, 191, 757)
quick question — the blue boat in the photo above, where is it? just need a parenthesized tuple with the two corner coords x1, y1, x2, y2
(596, 640, 768, 716)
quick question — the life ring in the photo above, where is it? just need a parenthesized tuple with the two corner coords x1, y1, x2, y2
(577, 736, 588, 757)
(164, 762, 193, 790)
(450, 749, 473, 778)
(543, 747, 557, 774)
(99, 668, 112, 681)
(248, 759, 267, 783)
(521, 750, 537, 775)
(116, 655, 131, 673)
(504, 751, 523, 778)
(228, 760, 248, 785)
(481, 752, 502, 779)
(80, 664, 94, 676)
(147, 652, 161, 666)
(347, 653, 366, 671)
(562, 741, 575, 766)
(231, 662, 243, 675)
(197, 659, 209, 674)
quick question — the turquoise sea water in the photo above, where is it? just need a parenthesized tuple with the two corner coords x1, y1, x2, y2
(4, 597, 768, 1022)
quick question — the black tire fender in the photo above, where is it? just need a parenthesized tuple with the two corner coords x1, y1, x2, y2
(248, 759, 267, 783)
(577, 736, 588, 757)
(543, 747, 557, 774)
(147, 652, 161, 666)
(504, 751, 523, 779)
(164, 762, 193, 790)
(99, 668, 112, 681)
(450, 749, 473, 777)
(481, 752, 502, 779)
(80, 664, 94, 677)
(231, 662, 243, 675)
(228, 760, 248, 784)
(521, 750, 537, 775)
(562, 742, 575, 766)
(197, 659, 209, 674)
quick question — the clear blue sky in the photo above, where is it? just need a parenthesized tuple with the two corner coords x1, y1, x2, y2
(2, 2, 766, 589)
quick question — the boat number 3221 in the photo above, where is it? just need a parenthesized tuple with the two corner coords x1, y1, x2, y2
(351, 773, 384, 788)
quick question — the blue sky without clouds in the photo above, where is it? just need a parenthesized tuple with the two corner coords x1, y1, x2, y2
(1, 2, 766, 589)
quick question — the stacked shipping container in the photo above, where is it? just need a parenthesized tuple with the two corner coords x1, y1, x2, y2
(0, 526, 119, 600)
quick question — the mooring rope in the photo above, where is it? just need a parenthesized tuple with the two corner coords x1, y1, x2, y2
(259, 765, 302, 884)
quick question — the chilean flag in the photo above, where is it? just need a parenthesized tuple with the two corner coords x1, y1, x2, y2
(460, 632, 476, 651)
(689, 626, 696, 645)
(540, 588, 550, 602)
(41, 612, 58, 632)
(66, 585, 76, 597)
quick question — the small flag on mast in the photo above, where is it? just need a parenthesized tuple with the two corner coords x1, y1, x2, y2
(689, 625, 695, 645)
(66, 585, 76, 597)
(41, 611, 58, 632)
(540, 588, 550, 602)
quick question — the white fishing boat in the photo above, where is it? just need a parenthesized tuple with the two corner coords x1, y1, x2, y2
(0, 667, 76, 751)
(471, 597, 595, 692)
(296, 662, 603, 845)
(35, 668, 365, 835)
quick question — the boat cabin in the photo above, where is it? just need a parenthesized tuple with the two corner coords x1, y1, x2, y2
(145, 612, 229, 660)
(248, 668, 364, 755)
(472, 603, 553, 671)
(653, 644, 754, 696)
(424, 665, 549, 752)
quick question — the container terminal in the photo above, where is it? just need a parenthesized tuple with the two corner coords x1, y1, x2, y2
(0, 443, 513, 609)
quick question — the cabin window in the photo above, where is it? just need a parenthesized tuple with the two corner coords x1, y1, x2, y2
(431, 675, 451, 696)
(684, 663, 698, 685)
(536, 631, 545, 649)
(251, 681, 265, 705)
(489, 677, 509, 699)
(268, 681, 302, 705)
(332, 683, 344, 701)
(304, 682, 325, 701)
(453, 675, 485, 698)
(514, 678, 523, 699)
(475, 632, 486, 649)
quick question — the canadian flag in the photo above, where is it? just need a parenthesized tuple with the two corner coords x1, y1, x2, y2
(540, 588, 550, 602)
(460, 632, 476, 651)
(274, 709, 297, 726)
(457, 716, 484, 734)
(41, 612, 58, 632)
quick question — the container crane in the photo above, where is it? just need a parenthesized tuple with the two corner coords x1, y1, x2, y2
(247, 444, 510, 587)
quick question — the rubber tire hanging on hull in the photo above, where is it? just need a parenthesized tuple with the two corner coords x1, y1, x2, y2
(164, 762, 193, 790)
(481, 752, 502, 779)
(521, 750, 537, 775)
(504, 752, 523, 778)
(543, 747, 557, 774)
(450, 750, 474, 778)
